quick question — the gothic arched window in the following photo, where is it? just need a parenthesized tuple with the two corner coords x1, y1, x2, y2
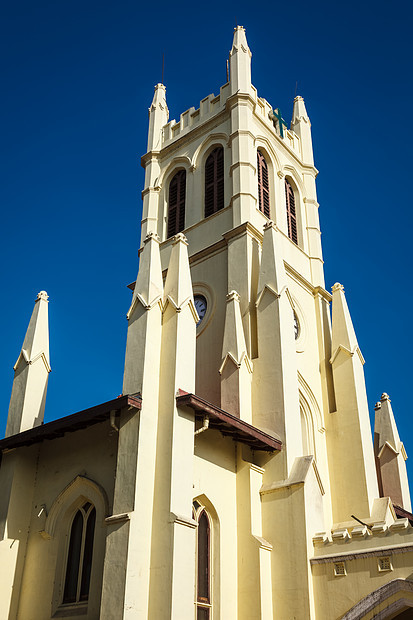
(63, 502, 96, 605)
(168, 170, 186, 238)
(285, 178, 298, 244)
(257, 151, 270, 218)
(196, 509, 211, 619)
(205, 147, 224, 218)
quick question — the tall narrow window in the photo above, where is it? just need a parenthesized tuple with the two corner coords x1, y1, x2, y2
(168, 170, 186, 238)
(257, 151, 270, 218)
(196, 510, 211, 619)
(205, 147, 224, 217)
(63, 502, 96, 605)
(285, 178, 298, 244)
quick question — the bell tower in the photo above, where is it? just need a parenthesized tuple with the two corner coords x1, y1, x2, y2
(120, 25, 412, 620)
(130, 26, 326, 424)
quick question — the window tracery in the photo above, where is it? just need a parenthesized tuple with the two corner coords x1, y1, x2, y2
(63, 501, 96, 605)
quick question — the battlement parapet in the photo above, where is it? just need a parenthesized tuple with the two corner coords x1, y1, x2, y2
(162, 82, 231, 146)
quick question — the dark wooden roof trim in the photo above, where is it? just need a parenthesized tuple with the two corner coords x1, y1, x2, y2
(394, 504, 413, 525)
(176, 391, 282, 452)
(0, 395, 142, 452)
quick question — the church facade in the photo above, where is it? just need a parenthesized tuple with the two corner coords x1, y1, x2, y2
(1, 26, 413, 620)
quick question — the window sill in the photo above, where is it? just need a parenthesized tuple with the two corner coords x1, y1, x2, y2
(53, 602, 88, 617)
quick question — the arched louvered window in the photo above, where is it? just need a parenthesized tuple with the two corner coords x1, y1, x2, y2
(63, 502, 96, 604)
(168, 170, 186, 238)
(257, 151, 270, 218)
(285, 178, 298, 244)
(205, 147, 224, 218)
(196, 509, 211, 619)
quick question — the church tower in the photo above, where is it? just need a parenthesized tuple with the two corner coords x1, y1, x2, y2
(120, 25, 413, 620)
(2, 26, 413, 620)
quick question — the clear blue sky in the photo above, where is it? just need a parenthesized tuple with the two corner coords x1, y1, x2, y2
(1, 1, 412, 477)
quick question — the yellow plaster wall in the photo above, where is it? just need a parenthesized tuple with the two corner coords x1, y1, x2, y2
(312, 549, 413, 620)
(11, 421, 118, 620)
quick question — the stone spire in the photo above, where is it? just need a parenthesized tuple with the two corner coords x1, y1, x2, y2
(6, 291, 51, 437)
(374, 393, 411, 511)
(331, 283, 359, 358)
(123, 231, 163, 395)
(229, 26, 252, 95)
(328, 283, 378, 522)
(220, 290, 252, 422)
(147, 83, 168, 152)
(253, 222, 301, 477)
(291, 96, 314, 165)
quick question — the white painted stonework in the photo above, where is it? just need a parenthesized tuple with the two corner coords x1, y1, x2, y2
(1, 25, 413, 620)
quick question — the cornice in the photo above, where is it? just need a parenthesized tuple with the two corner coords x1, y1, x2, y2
(222, 221, 263, 244)
(229, 160, 256, 175)
(225, 91, 257, 112)
(141, 185, 161, 198)
(228, 129, 256, 145)
(311, 543, 413, 564)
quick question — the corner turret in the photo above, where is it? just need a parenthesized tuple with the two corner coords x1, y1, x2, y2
(291, 95, 313, 163)
(147, 83, 168, 152)
(6, 291, 51, 437)
(229, 26, 252, 95)
(291, 96, 314, 165)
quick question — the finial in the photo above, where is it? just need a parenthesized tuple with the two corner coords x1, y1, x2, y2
(381, 393, 391, 402)
(374, 401, 382, 410)
(332, 282, 344, 293)
(263, 220, 277, 232)
(144, 232, 161, 244)
(37, 291, 49, 301)
(226, 290, 241, 303)
(172, 232, 188, 246)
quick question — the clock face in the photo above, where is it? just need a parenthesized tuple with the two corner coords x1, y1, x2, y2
(194, 295, 207, 327)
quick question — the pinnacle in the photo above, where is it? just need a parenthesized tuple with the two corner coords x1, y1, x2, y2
(231, 24, 251, 54)
(331, 282, 359, 355)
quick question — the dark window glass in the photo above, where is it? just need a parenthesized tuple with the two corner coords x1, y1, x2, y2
(197, 607, 210, 620)
(197, 511, 210, 603)
(285, 179, 298, 244)
(80, 507, 96, 600)
(168, 170, 186, 238)
(205, 147, 224, 217)
(63, 503, 96, 605)
(257, 151, 270, 218)
(63, 511, 83, 603)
